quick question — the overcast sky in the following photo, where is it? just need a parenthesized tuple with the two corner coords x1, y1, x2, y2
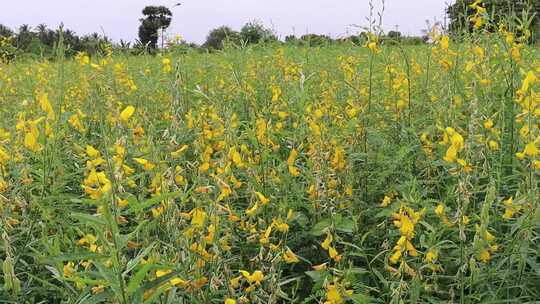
(1, 0, 452, 44)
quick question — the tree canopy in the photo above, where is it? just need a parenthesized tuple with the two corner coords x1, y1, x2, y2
(0, 23, 110, 58)
(138, 6, 173, 49)
(203, 26, 240, 50)
(240, 21, 277, 44)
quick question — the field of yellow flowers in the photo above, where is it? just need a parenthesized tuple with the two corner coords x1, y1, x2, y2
(1, 26, 540, 303)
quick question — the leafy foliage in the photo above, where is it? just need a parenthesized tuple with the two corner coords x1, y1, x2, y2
(138, 6, 173, 49)
(203, 26, 241, 49)
(240, 21, 277, 44)
(1, 2, 540, 304)
(447, 0, 540, 39)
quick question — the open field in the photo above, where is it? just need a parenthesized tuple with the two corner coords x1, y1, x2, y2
(1, 34, 540, 303)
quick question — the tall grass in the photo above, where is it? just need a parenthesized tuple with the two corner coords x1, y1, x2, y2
(1, 4, 540, 303)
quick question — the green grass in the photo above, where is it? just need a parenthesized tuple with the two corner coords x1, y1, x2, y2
(0, 35, 539, 304)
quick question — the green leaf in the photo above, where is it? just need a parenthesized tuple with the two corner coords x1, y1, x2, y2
(132, 270, 183, 303)
(310, 218, 332, 236)
(124, 242, 156, 275)
(93, 261, 121, 296)
(128, 190, 188, 214)
(349, 293, 372, 304)
(51, 252, 105, 262)
(72, 213, 107, 227)
(335, 217, 356, 233)
(126, 262, 155, 295)
(305, 270, 328, 283)
(80, 290, 115, 304)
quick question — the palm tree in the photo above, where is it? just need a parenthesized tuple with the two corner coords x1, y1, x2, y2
(0, 24, 13, 38)
(16, 24, 36, 50)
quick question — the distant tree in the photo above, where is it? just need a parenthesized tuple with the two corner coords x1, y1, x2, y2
(138, 6, 173, 49)
(203, 26, 240, 49)
(0, 25, 17, 62)
(36, 24, 51, 46)
(240, 21, 277, 44)
(15, 24, 41, 52)
(345, 35, 362, 45)
(0, 24, 13, 38)
(61, 29, 83, 55)
(387, 30, 402, 39)
(285, 35, 297, 43)
(300, 34, 333, 46)
(119, 39, 131, 49)
(79, 32, 110, 55)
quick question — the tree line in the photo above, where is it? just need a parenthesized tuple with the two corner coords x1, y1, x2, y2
(3, 1, 540, 60)
(0, 23, 424, 61)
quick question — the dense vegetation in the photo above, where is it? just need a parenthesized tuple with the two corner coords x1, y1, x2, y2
(1, 1, 540, 303)
(447, 0, 540, 40)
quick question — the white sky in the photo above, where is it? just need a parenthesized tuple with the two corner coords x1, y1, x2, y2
(0, 0, 452, 44)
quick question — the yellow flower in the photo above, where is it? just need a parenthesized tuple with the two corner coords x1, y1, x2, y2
(396, 214, 415, 239)
(287, 148, 300, 176)
(256, 118, 267, 144)
(151, 205, 165, 218)
(0, 146, 10, 164)
(380, 195, 392, 207)
(271, 85, 282, 102)
(443, 145, 458, 163)
(224, 299, 236, 304)
(123, 164, 135, 175)
(328, 246, 339, 261)
(229, 147, 243, 167)
(63, 262, 75, 277)
(488, 140, 499, 151)
(321, 233, 333, 250)
(38, 93, 55, 120)
(24, 131, 41, 152)
(524, 142, 538, 157)
(283, 248, 300, 264)
(483, 119, 493, 129)
(199, 162, 210, 173)
(478, 248, 491, 263)
(502, 197, 520, 220)
(86, 145, 100, 159)
(118, 199, 129, 208)
(191, 208, 207, 228)
(449, 129, 464, 149)
(156, 269, 188, 288)
(312, 263, 327, 271)
(367, 41, 379, 53)
(425, 248, 438, 263)
(120, 106, 135, 122)
(91, 285, 105, 294)
(255, 191, 270, 205)
(246, 202, 259, 216)
(440, 35, 450, 51)
(520, 71, 536, 93)
(239, 270, 264, 285)
(78, 234, 97, 246)
(0, 178, 8, 193)
(217, 185, 232, 202)
(133, 158, 155, 170)
(435, 204, 445, 217)
(171, 145, 188, 158)
(389, 249, 402, 264)
(273, 219, 289, 233)
(325, 283, 344, 304)
(82, 169, 112, 200)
